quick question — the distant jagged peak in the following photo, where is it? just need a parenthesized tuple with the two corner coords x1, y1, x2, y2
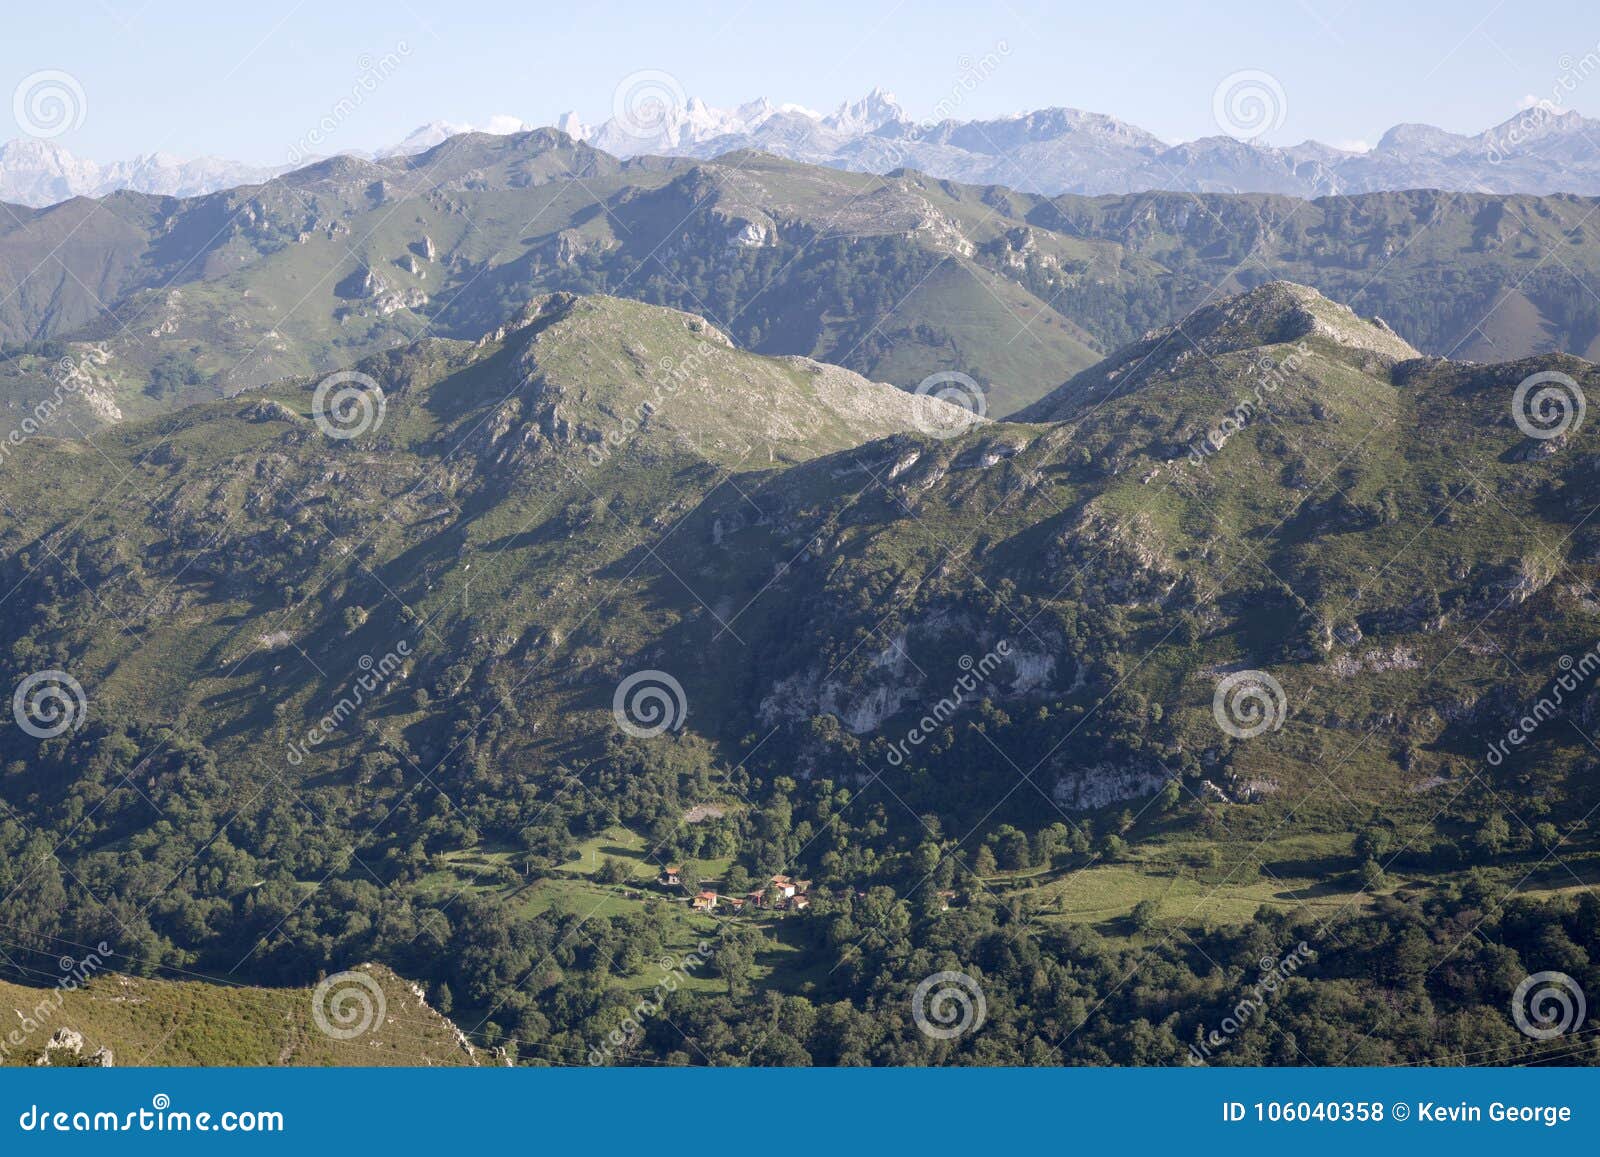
(1373, 122, 1473, 156)
(18, 93, 1600, 209)
(0, 137, 282, 206)
(823, 87, 908, 134)
(554, 110, 591, 140)
(1476, 106, 1594, 152)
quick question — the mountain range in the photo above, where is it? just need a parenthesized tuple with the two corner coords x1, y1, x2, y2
(3, 118, 1600, 1067)
(7, 129, 1600, 439)
(3, 274, 1598, 1065)
(9, 88, 1600, 207)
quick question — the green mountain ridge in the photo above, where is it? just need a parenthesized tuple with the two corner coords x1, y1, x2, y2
(1, 282, 1598, 1067)
(1014, 280, 1422, 422)
(8, 133, 1600, 436)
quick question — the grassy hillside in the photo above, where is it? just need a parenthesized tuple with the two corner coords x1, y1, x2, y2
(1, 283, 1597, 1066)
(0, 963, 477, 1066)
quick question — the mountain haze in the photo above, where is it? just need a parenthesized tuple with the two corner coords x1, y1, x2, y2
(11, 89, 1600, 208)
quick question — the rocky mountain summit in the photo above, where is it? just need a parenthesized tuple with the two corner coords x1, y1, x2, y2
(11, 91, 1600, 207)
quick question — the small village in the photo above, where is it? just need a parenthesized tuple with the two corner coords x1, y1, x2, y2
(662, 866, 812, 915)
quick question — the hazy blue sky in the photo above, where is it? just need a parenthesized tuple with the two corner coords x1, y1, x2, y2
(7, 0, 1600, 161)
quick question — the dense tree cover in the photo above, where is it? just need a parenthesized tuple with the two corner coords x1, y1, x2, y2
(618, 888, 1600, 1067)
(2, 691, 1596, 1066)
(2, 270, 1599, 1066)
